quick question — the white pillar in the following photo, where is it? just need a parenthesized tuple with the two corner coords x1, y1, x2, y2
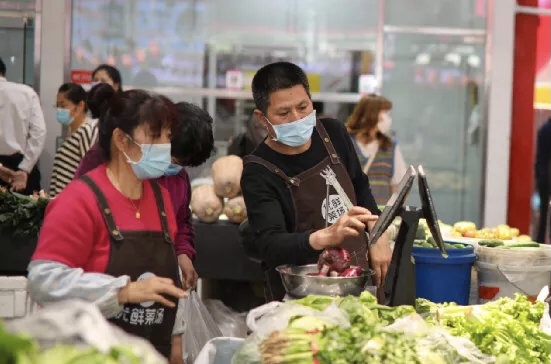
(483, 0, 516, 226)
(37, 0, 68, 190)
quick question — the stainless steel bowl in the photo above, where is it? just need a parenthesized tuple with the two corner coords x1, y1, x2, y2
(276, 264, 374, 298)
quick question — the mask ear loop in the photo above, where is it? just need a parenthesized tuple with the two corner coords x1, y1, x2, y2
(123, 134, 145, 164)
(263, 116, 278, 141)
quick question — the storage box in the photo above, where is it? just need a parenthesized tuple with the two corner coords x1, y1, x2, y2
(0, 276, 36, 318)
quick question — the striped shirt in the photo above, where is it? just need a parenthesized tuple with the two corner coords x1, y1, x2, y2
(49, 118, 98, 198)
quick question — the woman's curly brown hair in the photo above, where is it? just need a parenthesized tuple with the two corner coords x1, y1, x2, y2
(346, 94, 393, 150)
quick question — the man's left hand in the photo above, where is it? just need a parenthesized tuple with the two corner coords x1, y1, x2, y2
(178, 254, 198, 290)
(367, 232, 392, 287)
(11, 170, 29, 192)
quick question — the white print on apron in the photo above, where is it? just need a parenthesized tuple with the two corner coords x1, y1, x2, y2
(321, 194, 347, 224)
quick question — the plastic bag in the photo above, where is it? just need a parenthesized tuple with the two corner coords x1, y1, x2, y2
(183, 291, 223, 364)
(385, 314, 496, 364)
(537, 286, 551, 334)
(233, 300, 350, 364)
(5, 299, 166, 364)
(204, 299, 248, 338)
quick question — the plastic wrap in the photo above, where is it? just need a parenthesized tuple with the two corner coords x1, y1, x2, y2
(5, 299, 166, 364)
(204, 299, 248, 338)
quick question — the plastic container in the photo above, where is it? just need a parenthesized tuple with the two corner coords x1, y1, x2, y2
(193, 337, 245, 364)
(0, 276, 38, 318)
(475, 244, 551, 303)
(413, 242, 476, 305)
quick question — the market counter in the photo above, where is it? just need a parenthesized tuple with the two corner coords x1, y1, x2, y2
(0, 234, 37, 275)
(193, 219, 265, 282)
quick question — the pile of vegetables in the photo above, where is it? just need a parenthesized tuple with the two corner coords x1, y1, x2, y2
(0, 188, 49, 238)
(412, 222, 470, 249)
(234, 292, 550, 364)
(417, 294, 550, 364)
(314, 248, 363, 277)
(191, 155, 247, 224)
(478, 239, 541, 249)
(0, 321, 148, 364)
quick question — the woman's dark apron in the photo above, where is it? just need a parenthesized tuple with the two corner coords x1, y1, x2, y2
(80, 175, 182, 358)
(244, 120, 368, 300)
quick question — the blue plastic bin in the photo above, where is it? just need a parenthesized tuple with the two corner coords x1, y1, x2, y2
(413, 241, 476, 305)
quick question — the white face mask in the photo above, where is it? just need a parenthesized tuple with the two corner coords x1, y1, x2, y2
(378, 112, 392, 135)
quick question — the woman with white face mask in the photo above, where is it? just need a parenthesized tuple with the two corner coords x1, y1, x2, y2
(49, 83, 98, 198)
(346, 94, 407, 206)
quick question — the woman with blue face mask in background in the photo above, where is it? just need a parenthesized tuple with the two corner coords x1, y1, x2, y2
(49, 83, 98, 198)
(29, 90, 187, 363)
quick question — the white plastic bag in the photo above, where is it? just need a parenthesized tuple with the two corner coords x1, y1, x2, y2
(5, 299, 166, 364)
(183, 291, 223, 364)
(204, 299, 248, 338)
(385, 314, 496, 364)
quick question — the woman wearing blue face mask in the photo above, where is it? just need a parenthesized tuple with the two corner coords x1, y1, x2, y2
(49, 83, 99, 198)
(28, 90, 187, 363)
(74, 100, 216, 291)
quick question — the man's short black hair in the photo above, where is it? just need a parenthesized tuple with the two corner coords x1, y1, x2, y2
(251, 61, 311, 114)
(0, 57, 6, 76)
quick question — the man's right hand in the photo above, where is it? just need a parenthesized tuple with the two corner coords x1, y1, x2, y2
(11, 170, 29, 192)
(118, 277, 187, 307)
(0, 164, 15, 184)
(309, 206, 378, 250)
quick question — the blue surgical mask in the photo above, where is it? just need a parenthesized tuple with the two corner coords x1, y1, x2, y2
(265, 110, 316, 147)
(123, 137, 171, 180)
(56, 108, 73, 125)
(164, 163, 183, 176)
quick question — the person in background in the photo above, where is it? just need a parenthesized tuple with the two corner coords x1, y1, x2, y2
(49, 83, 98, 198)
(88, 82, 116, 119)
(240, 62, 392, 300)
(0, 57, 46, 194)
(75, 100, 216, 289)
(28, 89, 186, 363)
(227, 113, 267, 157)
(92, 64, 123, 92)
(535, 116, 551, 243)
(346, 94, 407, 206)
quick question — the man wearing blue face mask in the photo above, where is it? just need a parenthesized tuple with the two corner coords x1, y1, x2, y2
(241, 61, 392, 300)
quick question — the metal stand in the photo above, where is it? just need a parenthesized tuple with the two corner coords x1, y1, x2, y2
(383, 206, 422, 306)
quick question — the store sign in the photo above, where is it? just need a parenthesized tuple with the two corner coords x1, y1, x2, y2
(226, 69, 243, 90)
(70, 70, 93, 84)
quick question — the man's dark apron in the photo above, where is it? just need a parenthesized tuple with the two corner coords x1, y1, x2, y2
(80, 175, 182, 358)
(244, 120, 368, 300)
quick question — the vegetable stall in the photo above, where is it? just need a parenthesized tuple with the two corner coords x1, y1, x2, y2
(231, 291, 551, 364)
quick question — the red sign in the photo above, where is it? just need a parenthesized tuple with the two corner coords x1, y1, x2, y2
(70, 70, 93, 84)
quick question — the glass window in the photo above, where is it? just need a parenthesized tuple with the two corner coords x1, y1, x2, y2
(71, 0, 379, 174)
(382, 1, 487, 225)
(0, 1, 36, 85)
(70, 0, 489, 225)
(385, 0, 486, 29)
